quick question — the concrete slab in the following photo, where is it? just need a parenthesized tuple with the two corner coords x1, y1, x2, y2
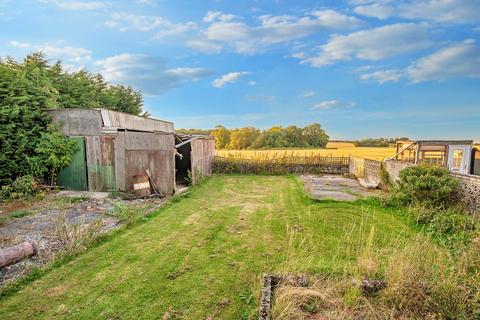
(301, 175, 382, 201)
(56, 191, 109, 200)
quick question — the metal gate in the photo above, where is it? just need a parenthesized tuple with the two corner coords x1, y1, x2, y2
(57, 137, 88, 190)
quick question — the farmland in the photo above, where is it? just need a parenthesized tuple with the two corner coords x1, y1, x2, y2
(216, 142, 396, 161)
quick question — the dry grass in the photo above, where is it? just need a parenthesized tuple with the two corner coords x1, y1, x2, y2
(216, 142, 395, 161)
(54, 212, 103, 255)
(271, 230, 480, 320)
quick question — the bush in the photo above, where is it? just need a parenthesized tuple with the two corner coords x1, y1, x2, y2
(0, 175, 40, 201)
(29, 127, 76, 185)
(389, 165, 459, 208)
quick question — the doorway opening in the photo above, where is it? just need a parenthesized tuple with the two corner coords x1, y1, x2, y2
(175, 142, 191, 187)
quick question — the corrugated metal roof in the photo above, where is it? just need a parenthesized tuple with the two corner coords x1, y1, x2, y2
(101, 109, 174, 133)
(45, 108, 175, 134)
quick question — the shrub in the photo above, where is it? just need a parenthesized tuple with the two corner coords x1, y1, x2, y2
(28, 127, 76, 185)
(0, 175, 40, 201)
(389, 165, 459, 208)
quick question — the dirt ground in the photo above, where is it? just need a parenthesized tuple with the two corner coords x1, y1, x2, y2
(301, 175, 384, 201)
(0, 192, 167, 286)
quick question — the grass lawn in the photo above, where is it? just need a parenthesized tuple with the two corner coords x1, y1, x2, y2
(0, 175, 418, 319)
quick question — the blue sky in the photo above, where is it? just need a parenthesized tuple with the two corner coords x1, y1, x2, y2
(1, 0, 479, 140)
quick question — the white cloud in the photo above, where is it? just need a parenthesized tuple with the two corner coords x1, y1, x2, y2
(312, 100, 355, 110)
(300, 90, 315, 97)
(407, 40, 480, 82)
(185, 38, 223, 54)
(10, 40, 30, 48)
(354, 3, 394, 19)
(39, 44, 92, 64)
(353, 0, 480, 23)
(38, 0, 109, 10)
(94, 54, 213, 95)
(212, 72, 250, 88)
(291, 52, 306, 59)
(203, 10, 236, 23)
(248, 81, 257, 86)
(305, 23, 431, 67)
(189, 9, 362, 54)
(105, 13, 196, 39)
(360, 69, 402, 84)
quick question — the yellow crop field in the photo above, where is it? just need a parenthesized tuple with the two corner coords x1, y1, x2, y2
(216, 142, 396, 161)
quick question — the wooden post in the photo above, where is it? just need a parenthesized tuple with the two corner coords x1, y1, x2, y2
(415, 143, 420, 164)
(0, 241, 37, 268)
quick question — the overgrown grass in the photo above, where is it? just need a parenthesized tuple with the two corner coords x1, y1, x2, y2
(0, 175, 427, 319)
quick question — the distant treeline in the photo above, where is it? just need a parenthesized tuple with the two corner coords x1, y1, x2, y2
(177, 124, 329, 149)
(177, 126, 410, 150)
(353, 137, 410, 147)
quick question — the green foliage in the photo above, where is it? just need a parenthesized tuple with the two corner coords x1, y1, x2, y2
(109, 203, 144, 227)
(47, 61, 143, 115)
(0, 54, 55, 185)
(389, 165, 459, 208)
(213, 155, 348, 175)
(185, 168, 206, 186)
(302, 123, 329, 148)
(29, 127, 76, 184)
(0, 175, 40, 201)
(426, 208, 477, 244)
(179, 123, 329, 150)
(379, 163, 391, 190)
(175, 128, 212, 136)
(388, 164, 478, 248)
(229, 127, 260, 149)
(9, 210, 33, 219)
(211, 125, 230, 149)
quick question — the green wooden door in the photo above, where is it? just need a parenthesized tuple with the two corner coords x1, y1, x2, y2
(57, 137, 88, 190)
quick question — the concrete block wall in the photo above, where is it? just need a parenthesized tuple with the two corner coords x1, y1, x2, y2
(450, 173, 480, 214)
(383, 160, 415, 182)
(349, 156, 382, 183)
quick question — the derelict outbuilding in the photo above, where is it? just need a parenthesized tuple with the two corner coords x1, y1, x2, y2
(46, 108, 215, 195)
